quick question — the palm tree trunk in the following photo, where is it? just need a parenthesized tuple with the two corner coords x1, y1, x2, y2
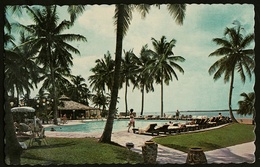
(51, 68, 58, 125)
(4, 91, 23, 165)
(140, 85, 144, 116)
(229, 70, 238, 123)
(124, 81, 128, 117)
(49, 47, 58, 125)
(99, 4, 124, 143)
(161, 79, 164, 117)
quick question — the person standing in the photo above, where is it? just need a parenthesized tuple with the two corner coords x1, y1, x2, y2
(176, 110, 180, 120)
(128, 109, 135, 132)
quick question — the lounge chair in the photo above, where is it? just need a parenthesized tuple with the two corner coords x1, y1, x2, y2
(29, 128, 48, 146)
(185, 122, 199, 131)
(134, 123, 159, 135)
(167, 123, 187, 134)
(155, 124, 170, 134)
(167, 125, 182, 134)
(207, 117, 217, 127)
(16, 133, 33, 142)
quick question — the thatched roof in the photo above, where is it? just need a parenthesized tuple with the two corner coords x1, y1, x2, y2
(58, 95, 96, 111)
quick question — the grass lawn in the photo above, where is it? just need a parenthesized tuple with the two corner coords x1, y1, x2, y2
(152, 123, 255, 153)
(17, 137, 143, 165)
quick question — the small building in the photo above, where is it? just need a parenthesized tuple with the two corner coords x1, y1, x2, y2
(58, 95, 99, 119)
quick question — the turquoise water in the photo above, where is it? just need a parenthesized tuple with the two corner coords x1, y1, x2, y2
(45, 111, 252, 133)
(45, 119, 186, 133)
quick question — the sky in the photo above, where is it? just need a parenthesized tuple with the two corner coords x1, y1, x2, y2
(7, 4, 255, 115)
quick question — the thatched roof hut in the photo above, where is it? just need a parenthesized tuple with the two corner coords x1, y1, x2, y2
(58, 95, 99, 119)
(58, 95, 95, 111)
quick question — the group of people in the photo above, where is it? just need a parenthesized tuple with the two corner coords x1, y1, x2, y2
(127, 109, 182, 132)
(60, 114, 68, 124)
(14, 118, 44, 137)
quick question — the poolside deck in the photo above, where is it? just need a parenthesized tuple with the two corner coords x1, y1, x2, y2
(43, 122, 255, 164)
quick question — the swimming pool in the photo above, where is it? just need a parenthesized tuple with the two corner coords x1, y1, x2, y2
(45, 119, 187, 133)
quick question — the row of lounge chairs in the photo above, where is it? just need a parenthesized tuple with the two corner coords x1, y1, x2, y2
(132, 116, 232, 136)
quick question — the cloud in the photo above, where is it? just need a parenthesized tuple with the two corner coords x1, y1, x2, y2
(77, 5, 115, 38)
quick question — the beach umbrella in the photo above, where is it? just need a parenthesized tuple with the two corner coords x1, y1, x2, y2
(11, 107, 35, 112)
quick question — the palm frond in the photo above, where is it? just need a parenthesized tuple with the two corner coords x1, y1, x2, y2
(134, 4, 150, 19)
(240, 33, 254, 49)
(114, 4, 133, 38)
(67, 5, 85, 23)
(167, 4, 186, 25)
(57, 34, 87, 42)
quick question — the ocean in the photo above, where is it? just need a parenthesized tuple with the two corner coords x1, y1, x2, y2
(142, 110, 252, 119)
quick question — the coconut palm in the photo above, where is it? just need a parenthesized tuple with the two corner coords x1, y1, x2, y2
(39, 65, 72, 98)
(15, 6, 87, 124)
(3, 36, 24, 166)
(89, 51, 115, 93)
(132, 45, 155, 116)
(121, 49, 138, 116)
(100, 4, 186, 143)
(4, 6, 25, 165)
(237, 92, 255, 123)
(3, 5, 86, 164)
(148, 36, 185, 117)
(92, 92, 109, 114)
(208, 24, 254, 123)
(67, 75, 91, 105)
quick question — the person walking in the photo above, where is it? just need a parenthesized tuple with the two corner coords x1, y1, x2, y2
(127, 109, 135, 132)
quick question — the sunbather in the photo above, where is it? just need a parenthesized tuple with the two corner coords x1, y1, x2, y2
(136, 123, 159, 135)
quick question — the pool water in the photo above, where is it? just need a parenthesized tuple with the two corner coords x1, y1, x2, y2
(45, 119, 187, 133)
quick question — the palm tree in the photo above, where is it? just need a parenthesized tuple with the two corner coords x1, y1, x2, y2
(121, 49, 137, 116)
(3, 5, 85, 164)
(208, 23, 254, 123)
(148, 36, 185, 117)
(99, 4, 186, 143)
(88, 51, 115, 93)
(92, 92, 109, 116)
(16, 6, 87, 124)
(4, 6, 25, 165)
(132, 45, 155, 116)
(67, 75, 91, 105)
(237, 92, 255, 124)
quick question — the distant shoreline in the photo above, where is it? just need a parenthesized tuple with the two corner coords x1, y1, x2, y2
(180, 109, 238, 112)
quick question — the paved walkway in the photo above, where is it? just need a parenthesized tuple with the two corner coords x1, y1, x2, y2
(44, 122, 255, 164)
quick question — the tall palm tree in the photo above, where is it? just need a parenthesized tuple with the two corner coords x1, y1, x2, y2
(4, 6, 25, 165)
(92, 92, 109, 116)
(208, 24, 254, 123)
(16, 6, 87, 124)
(132, 44, 155, 116)
(89, 51, 115, 93)
(3, 5, 85, 164)
(121, 49, 137, 116)
(67, 75, 91, 105)
(39, 66, 71, 98)
(13, 32, 43, 97)
(148, 36, 185, 117)
(99, 4, 186, 143)
(237, 92, 255, 124)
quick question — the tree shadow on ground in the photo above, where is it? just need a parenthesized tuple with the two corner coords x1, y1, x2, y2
(198, 141, 222, 151)
(26, 141, 76, 150)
